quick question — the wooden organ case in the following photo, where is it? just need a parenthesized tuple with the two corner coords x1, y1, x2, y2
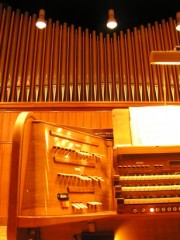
(112, 108, 180, 216)
(7, 112, 115, 240)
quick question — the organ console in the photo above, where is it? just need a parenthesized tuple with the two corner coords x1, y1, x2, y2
(7, 107, 180, 240)
(7, 112, 115, 240)
(112, 107, 180, 216)
(113, 146, 180, 214)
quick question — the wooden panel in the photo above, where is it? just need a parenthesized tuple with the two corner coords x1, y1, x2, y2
(20, 121, 114, 216)
(0, 226, 7, 240)
(0, 144, 11, 225)
(0, 111, 19, 226)
(112, 109, 131, 146)
(0, 112, 19, 141)
(16, 216, 180, 240)
(34, 111, 113, 129)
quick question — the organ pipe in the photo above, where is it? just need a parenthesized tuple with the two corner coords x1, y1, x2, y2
(0, 3, 179, 103)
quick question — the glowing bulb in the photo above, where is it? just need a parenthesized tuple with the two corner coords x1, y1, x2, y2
(149, 207, 155, 213)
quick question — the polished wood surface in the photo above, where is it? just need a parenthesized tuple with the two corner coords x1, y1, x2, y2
(0, 1, 180, 239)
(6, 112, 115, 240)
(1, 109, 180, 240)
(0, 226, 7, 240)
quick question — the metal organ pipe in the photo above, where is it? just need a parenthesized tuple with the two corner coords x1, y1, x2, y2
(0, 3, 179, 103)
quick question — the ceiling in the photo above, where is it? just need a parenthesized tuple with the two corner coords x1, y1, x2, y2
(1, 0, 180, 33)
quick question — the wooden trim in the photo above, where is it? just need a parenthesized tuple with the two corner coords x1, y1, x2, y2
(7, 112, 35, 240)
(1, 101, 180, 111)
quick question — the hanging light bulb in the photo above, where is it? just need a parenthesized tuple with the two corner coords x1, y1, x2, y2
(36, 9, 47, 29)
(176, 12, 180, 31)
(106, 9, 118, 29)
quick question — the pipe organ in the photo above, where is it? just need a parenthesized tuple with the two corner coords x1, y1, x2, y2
(0, 3, 180, 103)
(0, 1, 180, 239)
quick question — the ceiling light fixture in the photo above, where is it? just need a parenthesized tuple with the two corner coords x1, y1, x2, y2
(149, 48, 180, 65)
(36, 9, 47, 29)
(106, 9, 118, 29)
(176, 12, 180, 31)
(149, 47, 180, 105)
